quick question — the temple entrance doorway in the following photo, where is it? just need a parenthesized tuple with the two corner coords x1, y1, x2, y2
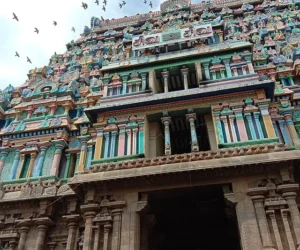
(142, 185, 241, 250)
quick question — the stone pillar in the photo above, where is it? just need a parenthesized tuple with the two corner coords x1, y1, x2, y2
(50, 142, 65, 176)
(118, 124, 126, 156)
(0, 150, 8, 174)
(161, 117, 172, 155)
(140, 72, 148, 91)
(228, 115, 237, 142)
(126, 129, 132, 155)
(16, 219, 32, 250)
(226, 182, 263, 250)
(186, 113, 199, 152)
(161, 71, 169, 93)
(26, 152, 37, 178)
(94, 129, 103, 160)
(121, 74, 129, 95)
(244, 113, 257, 140)
(77, 138, 88, 172)
(138, 122, 145, 154)
(181, 68, 189, 90)
(223, 58, 232, 78)
(214, 115, 225, 144)
(111, 209, 123, 250)
(93, 224, 101, 250)
(102, 78, 110, 97)
(195, 61, 202, 83)
(258, 105, 276, 138)
(251, 195, 276, 249)
(103, 224, 112, 250)
(253, 112, 265, 139)
(202, 62, 210, 80)
(281, 209, 295, 250)
(15, 154, 25, 179)
(232, 108, 248, 141)
(81, 204, 99, 250)
(63, 214, 80, 250)
(110, 131, 118, 158)
(221, 116, 232, 143)
(33, 146, 48, 177)
(278, 120, 289, 144)
(279, 184, 300, 249)
(34, 218, 53, 250)
(284, 115, 300, 146)
(132, 128, 138, 155)
(266, 210, 283, 250)
(86, 145, 93, 169)
(232, 67, 238, 76)
(245, 57, 255, 74)
(103, 132, 110, 158)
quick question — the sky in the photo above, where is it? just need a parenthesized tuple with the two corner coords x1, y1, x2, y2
(0, 0, 202, 90)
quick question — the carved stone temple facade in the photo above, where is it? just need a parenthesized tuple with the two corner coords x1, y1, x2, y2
(1, 0, 300, 249)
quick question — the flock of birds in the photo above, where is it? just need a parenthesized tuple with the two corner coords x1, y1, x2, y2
(12, 0, 153, 64)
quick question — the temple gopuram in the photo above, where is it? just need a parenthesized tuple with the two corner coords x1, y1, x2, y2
(1, 0, 300, 249)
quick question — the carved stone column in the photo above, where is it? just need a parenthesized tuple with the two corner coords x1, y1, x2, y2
(132, 128, 138, 155)
(47, 242, 57, 250)
(232, 107, 248, 141)
(8, 149, 20, 180)
(126, 129, 132, 155)
(94, 128, 104, 160)
(81, 204, 99, 250)
(93, 224, 101, 250)
(266, 210, 283, 250)
(186, 113, 199, 152)
(117, 124, 126, 157)
(34, 218, 53, 250)
(111, 209, 123, 250)
(181, 67, 189, 90)
(281, 209, 295, 250)
(248, 188, 276, 250)
(103, 224, 112, 250)
(161, 71, 169, 93)
(33, 145, 48, 177)
(278, 184, 300, 249)
(221, 116, 232, 143)
(63, 214, 80, 250)
(16, 219, 32, 250)
(224, 185, 263, 250)
(161, 117, 172, 155)
(50, 141, 66, 176)
(0, 149, 9, 174)
(78, 138, 89, 172)
(26, 152, 37, 178)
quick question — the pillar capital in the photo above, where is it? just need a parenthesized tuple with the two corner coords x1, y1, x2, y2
(247, 187, 267, 197)
(161, 117, 171, 125)
(185, 113, 197, 122)
(181, 67, 189, 75)
(81, 204, 99, 214)
(277, 183, 299, 194)
(62, 214, 80, 224)
(161, 70, 169, 79)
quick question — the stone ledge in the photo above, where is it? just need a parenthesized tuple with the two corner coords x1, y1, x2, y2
(68, 144, 300, 184)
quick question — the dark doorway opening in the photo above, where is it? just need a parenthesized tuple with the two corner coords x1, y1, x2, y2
(142, 185, 240, 250)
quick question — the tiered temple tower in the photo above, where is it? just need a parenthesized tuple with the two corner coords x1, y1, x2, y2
(0, 0, 300, 249)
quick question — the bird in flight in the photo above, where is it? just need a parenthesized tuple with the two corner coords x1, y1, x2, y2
(95, 0, 99, 5)
(144, 0, 147, 3)
(53, 21, 57, 26)
(82, 2, 88, 9)
(15, 52, 20, 57)
(71, 27, 75, 32)
(27, 57, 32, 64)
(102, 5, 106, 11)
(119, 3, 123, 8)
(12, 13, 19, 21)
(103, 0, 107, 5)
(34, 28, 39, 34)
(149, 1, 153, 8)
